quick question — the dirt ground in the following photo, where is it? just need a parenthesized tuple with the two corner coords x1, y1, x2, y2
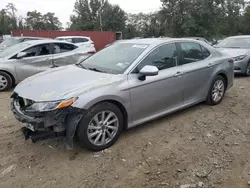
(0, 77, 250, 188)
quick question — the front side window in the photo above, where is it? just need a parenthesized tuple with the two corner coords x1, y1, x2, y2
(22, 44, 51, 58)
(136, 43, 177, 72)
(53, 43, 77, 54)
(81, 43, 148, 74)
(179, 42, 210, 65)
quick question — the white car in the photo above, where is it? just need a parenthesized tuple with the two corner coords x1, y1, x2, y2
(55, 36, 95, 50)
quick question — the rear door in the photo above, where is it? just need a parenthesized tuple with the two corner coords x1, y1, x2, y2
(52, 42, 80, 66)
(176, 42, 213, 105)
(14, 43, 53, 81)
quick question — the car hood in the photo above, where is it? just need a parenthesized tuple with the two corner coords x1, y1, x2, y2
(217, 48, 249, 57)
(14, 65, 125, 102)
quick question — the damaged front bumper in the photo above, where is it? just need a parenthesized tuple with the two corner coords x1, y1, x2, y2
(10, 93, 85, 149)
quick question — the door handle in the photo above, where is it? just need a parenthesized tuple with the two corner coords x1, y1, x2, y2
(43, 58, 50, 61)
(207, 63, 213, 68)
(174, 71, 182, 77)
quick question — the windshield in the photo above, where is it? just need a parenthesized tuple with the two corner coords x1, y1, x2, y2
(80, 43, 148, 74)
(218, 38, 250, 48)
(0, 38, 20, 48)
(0, 42, 30, 58)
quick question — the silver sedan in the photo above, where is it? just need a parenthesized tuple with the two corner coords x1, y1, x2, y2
(216, 35, 250, 76)
(11, 38, 234, 151)
(0, 39, 93, 91)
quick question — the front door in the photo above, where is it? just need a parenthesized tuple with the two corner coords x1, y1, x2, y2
(128, 43, 184, 124)
(15, 43, 53, 81)
(177, 42, 214, 104)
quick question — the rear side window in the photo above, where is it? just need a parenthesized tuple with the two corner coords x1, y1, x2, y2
(179, 42, 210, 65)
(53, 43, 77, 54)
(73, 38, 89, 43)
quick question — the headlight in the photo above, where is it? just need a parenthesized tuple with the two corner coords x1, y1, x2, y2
(25, 98, 77, 112)
(233, 55, 247, 61)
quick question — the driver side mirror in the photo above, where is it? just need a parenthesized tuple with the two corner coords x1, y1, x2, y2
(138, 65, 159, 81)
(16, 52, 27, 59)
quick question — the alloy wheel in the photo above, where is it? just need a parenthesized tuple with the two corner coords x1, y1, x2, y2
(87, 111, 119, 146)
(0, 75, 8, 90)
(212, 80, 225, 103)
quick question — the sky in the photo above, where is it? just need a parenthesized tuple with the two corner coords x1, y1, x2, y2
(1, 0, 162, 28)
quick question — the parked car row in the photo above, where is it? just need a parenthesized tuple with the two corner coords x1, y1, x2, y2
(10, 37, 234, 151)
(0, 36, 97, 91)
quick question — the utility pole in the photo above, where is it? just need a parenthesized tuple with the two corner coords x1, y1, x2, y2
(100, 10, 103, 31)
(99, 3, 104, 31)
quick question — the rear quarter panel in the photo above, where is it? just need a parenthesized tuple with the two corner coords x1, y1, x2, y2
(211, 51, 234, 90)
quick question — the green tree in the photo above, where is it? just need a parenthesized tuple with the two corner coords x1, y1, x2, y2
(25, 10, 45, 30)
(43, 12, 62, 30)
(68, 0, 126, 32)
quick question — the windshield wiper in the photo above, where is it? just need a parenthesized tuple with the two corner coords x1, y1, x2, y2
(75, 63, 88, 69)
(226, 47, 241, 49)
(88, 68, 106, 73)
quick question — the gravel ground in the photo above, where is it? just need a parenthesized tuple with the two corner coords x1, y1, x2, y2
(0, 76, 250, 188)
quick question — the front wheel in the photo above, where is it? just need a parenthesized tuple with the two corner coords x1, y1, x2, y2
(245, 62, 250, 76)
(0, 71, 12, 92)
(206, 75, 226, 105)
(76, 102, 124, 151)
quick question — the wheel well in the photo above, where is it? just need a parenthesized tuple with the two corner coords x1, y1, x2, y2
(102, 100, 128, 130)
(218, 73, 228, 89)
(0, 70, 15, 86)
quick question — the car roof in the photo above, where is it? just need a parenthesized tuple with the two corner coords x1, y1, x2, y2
(12, 36, 49, 40)
(228, 35, 250, 39)
(21, 39, 75, 45)
(185, 37, 206, 40)
(117, 38, 207, 46)
(56, 36, 90, 39)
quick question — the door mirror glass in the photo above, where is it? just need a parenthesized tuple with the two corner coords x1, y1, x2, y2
(17, 52, 27, 59)
(138, 65, 159, 80)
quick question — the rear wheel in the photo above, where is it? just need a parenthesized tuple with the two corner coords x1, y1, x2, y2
(206, 75, 226, 105)
(76, 102, 123, 151)
(0, 71, 12, 92)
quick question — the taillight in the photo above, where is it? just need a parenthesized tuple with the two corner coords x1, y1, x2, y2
(88, 50, 96, 54)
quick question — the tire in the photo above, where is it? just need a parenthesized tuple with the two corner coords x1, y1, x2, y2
(76, 102, 124, 151)
(0, 71, 12, 92)
(245, 62, 250, 77)
(206, 75, 226, 106)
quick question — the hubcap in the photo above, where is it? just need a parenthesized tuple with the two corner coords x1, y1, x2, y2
(0, 75, 8, 90)
(87, 111, 119, 146)
(212, 80, 225, 103)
